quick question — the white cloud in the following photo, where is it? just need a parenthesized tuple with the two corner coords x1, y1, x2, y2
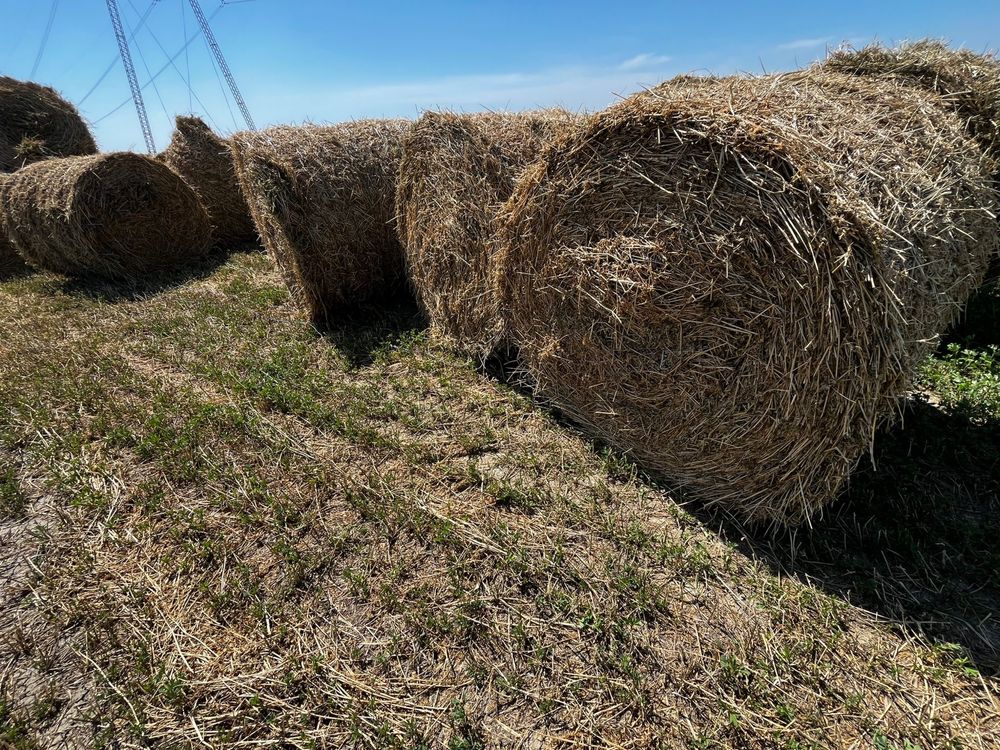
(246, 59, 684, 130)
(619, 53, 673, 71)
(776, 36, 833, 51)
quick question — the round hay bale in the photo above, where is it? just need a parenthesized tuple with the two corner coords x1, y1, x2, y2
(229, 119, 409, 327)
(160, 116, 258, 249)
(0, 77, 97, 172)
(396, 109, 580, 355)
(494, 70, 999, 525)
(0, 152, 212, 280)
(822, 40, 1000, 163)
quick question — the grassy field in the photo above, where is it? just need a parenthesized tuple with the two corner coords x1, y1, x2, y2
(1, 250, 998, 749)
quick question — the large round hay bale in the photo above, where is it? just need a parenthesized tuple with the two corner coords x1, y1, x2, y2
(230, 120, 409, 327)
(494, 70, 998, 525)
(396, 109, 580, 355)
(0, 77, 97, 172)
(160, 116, 258, 249)
(0, 152, 212, 280)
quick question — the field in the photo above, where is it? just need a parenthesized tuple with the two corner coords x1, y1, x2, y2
(1, 250, 998, 748)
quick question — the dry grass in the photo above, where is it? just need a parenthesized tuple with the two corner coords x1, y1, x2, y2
(494, 69, 998, 525)
(396, 110, 579, 356)
(0, 252, 997, 748)
(0, 77, 97, 172)
(230, 120, 409, 328)
(160, 116, 258, 249)
(0, 153, 212, 281)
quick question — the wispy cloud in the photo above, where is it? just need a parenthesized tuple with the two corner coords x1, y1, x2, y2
(249, 57, 684, 128)
(776, 36, 833, 51)
(619, 53, 673, 71)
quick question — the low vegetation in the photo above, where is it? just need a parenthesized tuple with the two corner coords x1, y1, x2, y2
(0, 254, 997, 748)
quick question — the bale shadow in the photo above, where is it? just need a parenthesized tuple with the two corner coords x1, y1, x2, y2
(718, 398, 1000, 677)
(947, 280, 1000, 348)
(740, 282, 1000, 678)
(56, 248, 238, 303)
(318, 292, 426, 368)
(0, 257, 33, 282)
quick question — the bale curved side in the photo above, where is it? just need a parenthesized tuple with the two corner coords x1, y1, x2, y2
(230, 120, 409, 327)
(396, 110, 579, 356)
(0, 153, 212, 280)
(0, 77, 97, 172)
(160, 116, 258, 248)
(494, 70, 998, 525)
(822, 40, 1000, 163)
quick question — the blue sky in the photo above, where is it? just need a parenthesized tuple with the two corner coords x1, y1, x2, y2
(2, 0, 999, 152)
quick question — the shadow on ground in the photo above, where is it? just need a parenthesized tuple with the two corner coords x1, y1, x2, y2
(56, 247, 257, 303)
(735, 399, 1000, 677)
(719, 284, 1000, 677)
(318, 293, 426, 367)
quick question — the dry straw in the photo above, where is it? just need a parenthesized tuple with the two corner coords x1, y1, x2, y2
(230, 120, 409, 327)
(396, 109, 580, 355)
(823, 40, 1000, 164)
(0, 76, 97, 172)
(494, 69, 998, 525)
(160, 116, 258, 249)
(0, 152, 212, 280)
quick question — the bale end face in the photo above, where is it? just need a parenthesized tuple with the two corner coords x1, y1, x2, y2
(495, 71, 998, 526)
(230, 120, 410, 327)
(160, 116, 258, 249)
(396, 109, 581, 357)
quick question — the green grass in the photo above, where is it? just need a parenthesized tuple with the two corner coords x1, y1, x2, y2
(0, 255, 997, 749)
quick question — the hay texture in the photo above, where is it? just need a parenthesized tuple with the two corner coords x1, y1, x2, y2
(0, 152, 212, 280)
(230, 120, 409, 327)
(396, 109, 579, 355)
(0, 77, 97, 172)
(823, 41, 1000, 163)
(494, 70, 998, 525)
(160, 116, 258, 248)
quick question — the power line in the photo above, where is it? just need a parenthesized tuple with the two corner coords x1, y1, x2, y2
(106, 0, 156, 153)
(30, 0, 61, 79)
(123, 1, 170, 126)
(92, 4, 225, 126)
(187, 0, 255, 130)
(78, 1, 158, 107)
(181, 0, 192, 112)
(124, 0, 225, 133)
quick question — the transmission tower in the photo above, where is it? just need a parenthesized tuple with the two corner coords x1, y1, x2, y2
(187, 0, 255, 131)
(106, 0, 156, 153)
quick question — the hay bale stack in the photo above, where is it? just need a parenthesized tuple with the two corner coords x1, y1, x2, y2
(396, 109, 580, 355)
(494, 70, 998, 525)
(160, 116, 258, 249)
(822, 41, 1000, 163)
(0, 153, 212, 280)
(230, 119, 409, 327)
(0, 77, 97, 172)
